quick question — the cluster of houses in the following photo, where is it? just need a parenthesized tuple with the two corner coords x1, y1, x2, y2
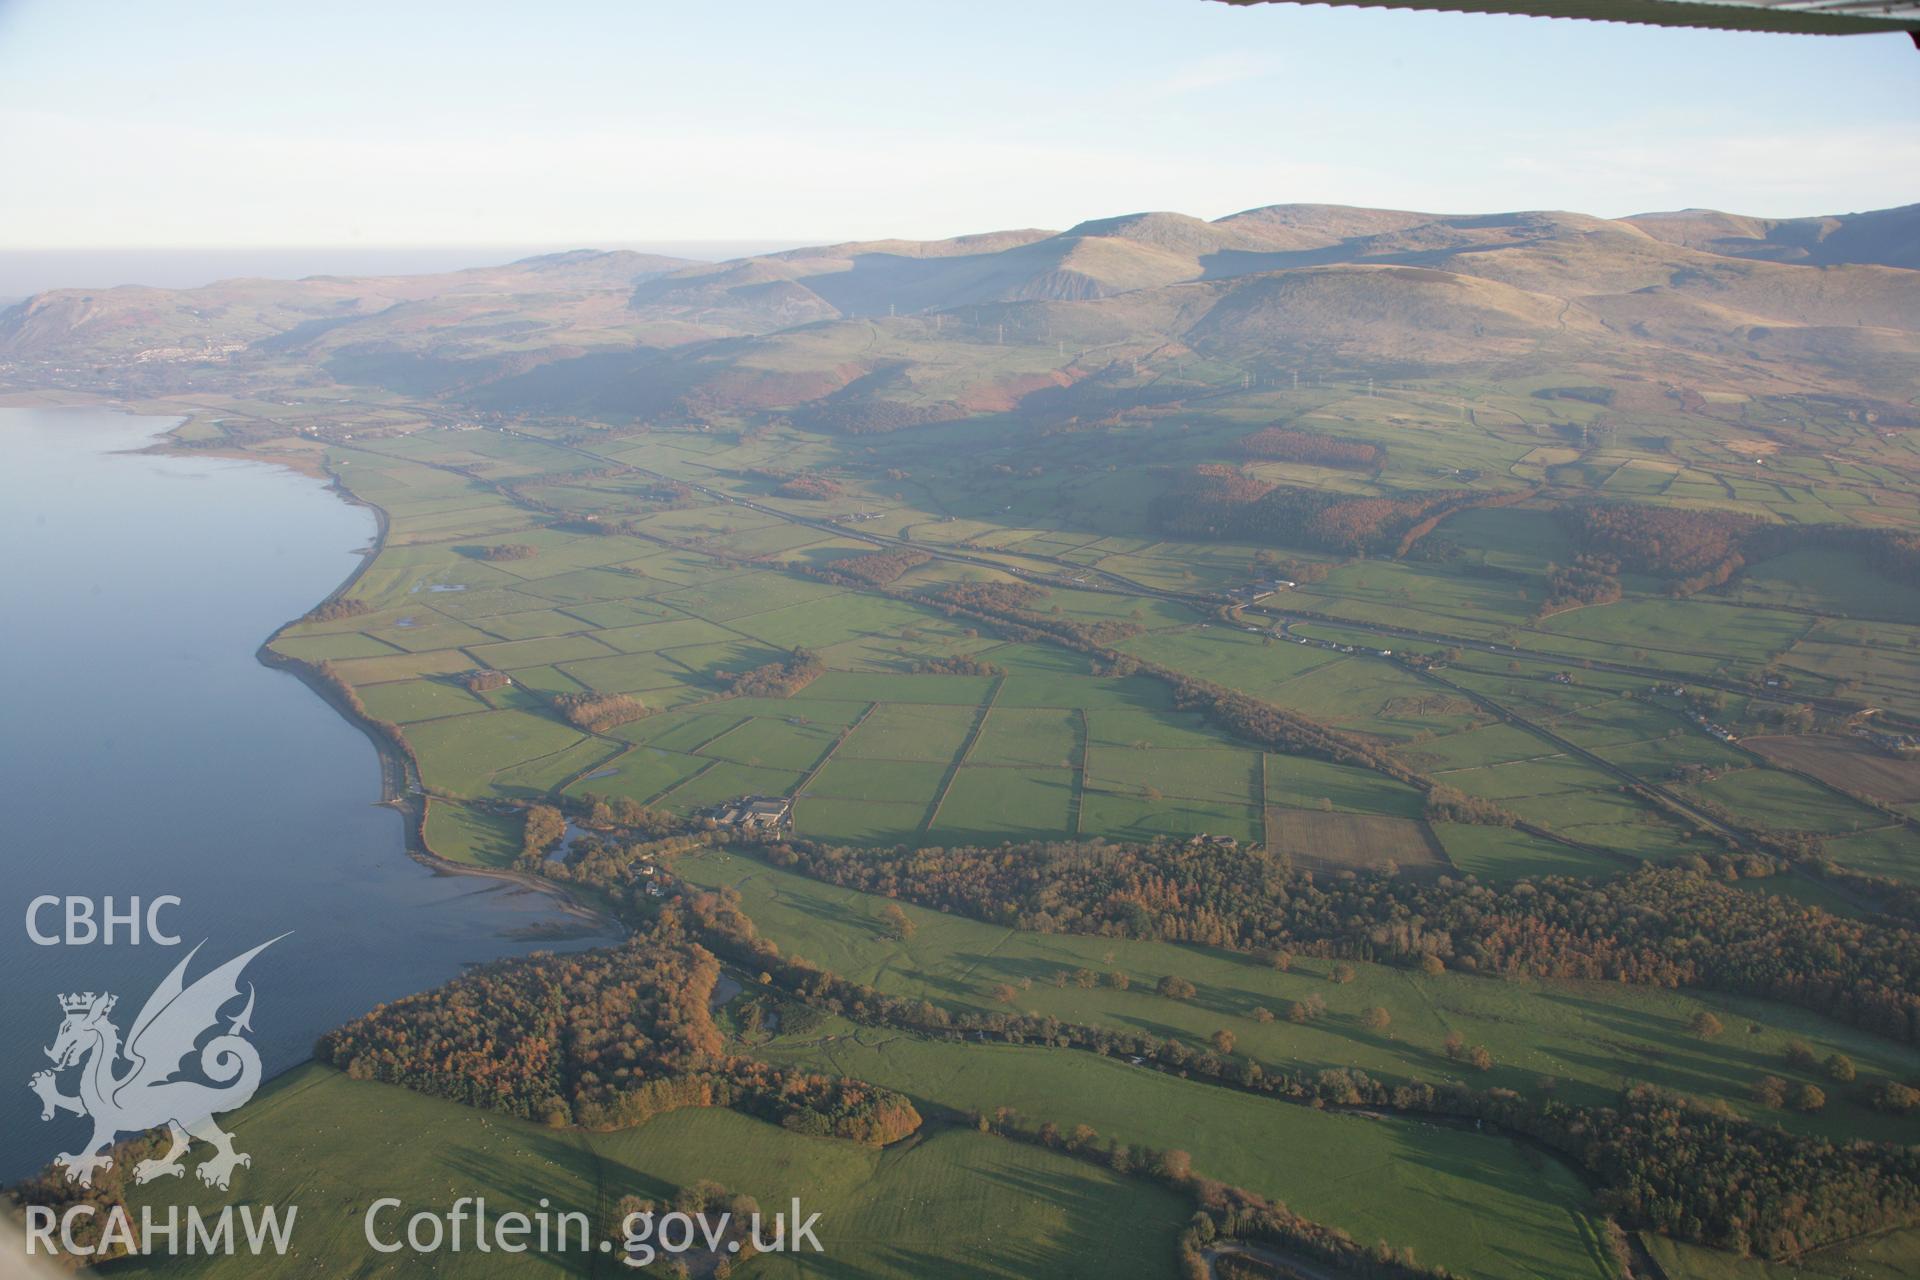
(1226, 578, 1297, 605)
(1685, 708, 1739, 744)
(1289, 633, 1390, 659)
(702, 796, 1248, 851)
(1852, 725, 1920, 756)
(132, 341, 248, 364)
(631, 860, 665, 897)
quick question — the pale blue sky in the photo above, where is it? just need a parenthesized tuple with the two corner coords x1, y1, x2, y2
(1, 0, 1915, 249)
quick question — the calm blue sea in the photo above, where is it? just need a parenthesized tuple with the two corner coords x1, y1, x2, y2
(0, 406, 610, 1179)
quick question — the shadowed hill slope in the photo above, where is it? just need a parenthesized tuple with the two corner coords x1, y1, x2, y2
(1628, 205, 1920, 272)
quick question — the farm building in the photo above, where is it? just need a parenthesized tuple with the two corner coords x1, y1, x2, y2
(714, 796, 793, 831)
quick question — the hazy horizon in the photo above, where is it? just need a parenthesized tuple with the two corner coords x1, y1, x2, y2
(0, 242, 814, 300)
(4, 0, 1916, 255)
(6, 188, 1917, 301)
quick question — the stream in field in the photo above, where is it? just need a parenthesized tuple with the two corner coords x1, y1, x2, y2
(0, 406, 611, 1179)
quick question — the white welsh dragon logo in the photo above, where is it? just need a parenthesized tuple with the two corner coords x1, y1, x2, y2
(28, 937, 282, 1190)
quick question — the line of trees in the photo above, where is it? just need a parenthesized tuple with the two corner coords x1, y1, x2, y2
(475, 819, 1920, 1265)
(1151, 471, 1468, 556)
(828, 547, 931, 585)
(715, 648, 824, 697)
(659, 881, 1920, 1261)
(769, 472, 841, 500)
(553, 691, 651, 733)
(1539, 554, 1621, 614)
(303, 597, 370, 622)
(314, 931, 920, 1144)
(1238, 427, 1385, 471)
(976, 1108, 1452, 1280)
(472, 542, 538, 561)
(910, 655, 1005, 676)
(751, 838, 1920, 1045)
(1559, 501, 1759, 597)
(319, 939, 725, 1126)
(1423, 785, 1519, 827)
(1562, 503, 1920, 598)
(521, 803, 566, 862)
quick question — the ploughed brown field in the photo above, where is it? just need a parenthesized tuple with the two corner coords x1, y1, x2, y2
(1745, 735, 1920, 806)
(1263, 808, 1445, 874)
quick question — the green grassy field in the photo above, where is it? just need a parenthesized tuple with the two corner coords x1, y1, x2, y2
(755, 1029, 1611, 1280)
(422, 798, 522, 868)
(677, 851, 1920, 1147)
(1684, 767, 1886, 836)
(225, 383, 1920, 1280)
(119, 1065, 1189, 1279)
(1645, 1230, 1920, 1280)
(268, 422, 1815, 878)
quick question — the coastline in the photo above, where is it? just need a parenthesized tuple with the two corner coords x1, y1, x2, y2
(255, 641, 618, 932)
(0, 398, 619, 1194)
(251, 452, 623, 935)
(3, 390, 621, 934)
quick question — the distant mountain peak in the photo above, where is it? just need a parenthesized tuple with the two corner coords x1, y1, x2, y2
(1626, 204, 1920, 270)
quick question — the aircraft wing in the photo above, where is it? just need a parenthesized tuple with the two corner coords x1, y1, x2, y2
(1210, 1, 1920, 38)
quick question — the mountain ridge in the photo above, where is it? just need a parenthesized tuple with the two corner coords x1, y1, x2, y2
(4, 201, 1915, 427)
